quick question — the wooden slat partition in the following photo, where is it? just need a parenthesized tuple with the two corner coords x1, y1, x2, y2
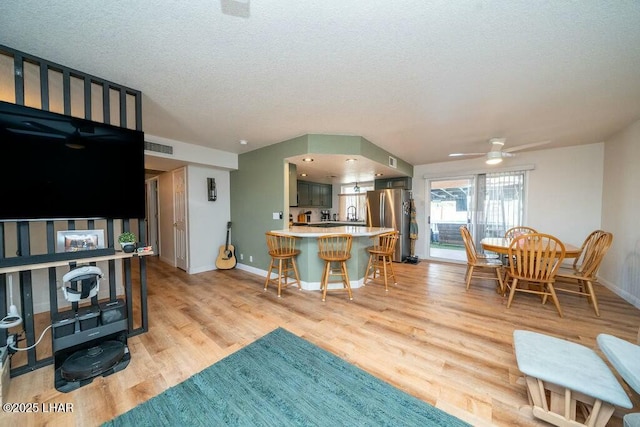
(0, 44, 148, 377)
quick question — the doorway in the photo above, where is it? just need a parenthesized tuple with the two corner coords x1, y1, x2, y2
(173, 168, 188, 271)
(427, 171, 527, 262)
(428, 177, 474, 261)
(145, 177, 160, 255)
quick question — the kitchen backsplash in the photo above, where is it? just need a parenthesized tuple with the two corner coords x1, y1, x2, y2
(295, 208, 322, 222)
(293, 208, 358, 222)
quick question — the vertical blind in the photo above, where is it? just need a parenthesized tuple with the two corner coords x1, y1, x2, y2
(477, 171, 525, 239)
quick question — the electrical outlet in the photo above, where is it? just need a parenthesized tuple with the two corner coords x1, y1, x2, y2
(249, 255, 253, 262)
(240, 254, 244, 260)
(272, 212, 279, 219)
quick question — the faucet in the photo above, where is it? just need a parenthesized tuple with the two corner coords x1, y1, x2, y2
(347, 206, 357, 221)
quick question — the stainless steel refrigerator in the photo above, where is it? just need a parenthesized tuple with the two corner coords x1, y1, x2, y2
(366, 189, 411, 262)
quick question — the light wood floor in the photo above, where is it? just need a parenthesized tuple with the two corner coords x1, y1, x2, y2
(2, 256, 639, 426)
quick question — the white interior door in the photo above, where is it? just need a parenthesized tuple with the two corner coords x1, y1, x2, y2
(173, 168, 188, 271)
(145, 177, 160, 254)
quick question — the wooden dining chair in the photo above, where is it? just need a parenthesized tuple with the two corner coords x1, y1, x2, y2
(554, 230, 613, 316)
(506, 233, 566, 317)
(502, 226, 539, 266)
(561, 229, 608, 274)
(364, 230, 398, 292)
(460, 226, 505, 295)
(504, 226, 538, 239)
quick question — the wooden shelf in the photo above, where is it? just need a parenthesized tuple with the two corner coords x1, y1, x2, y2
(0, 251, 154, 274)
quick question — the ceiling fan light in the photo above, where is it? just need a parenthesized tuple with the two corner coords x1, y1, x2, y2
(486, 151, 503, 165)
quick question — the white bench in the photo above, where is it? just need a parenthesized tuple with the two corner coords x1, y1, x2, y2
(513, 330, 633, 427)
(597, 333, 640, 427)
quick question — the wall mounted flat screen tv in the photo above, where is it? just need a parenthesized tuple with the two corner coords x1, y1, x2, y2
(0, 101, 145, 221)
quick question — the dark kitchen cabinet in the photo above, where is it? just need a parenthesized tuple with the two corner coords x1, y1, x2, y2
(297, 181, 332, 208)
(297, 181, 311, 206)
(374, 177, 412, 190)
(318, 184, 331, 208)
(289, 163, 298, 206)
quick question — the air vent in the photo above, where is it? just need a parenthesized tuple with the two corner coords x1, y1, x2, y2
(144, 141, 173, 155)
(388, 156, 397, 168)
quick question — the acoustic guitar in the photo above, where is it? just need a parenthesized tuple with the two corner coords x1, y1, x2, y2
(216, 221, 237, 269)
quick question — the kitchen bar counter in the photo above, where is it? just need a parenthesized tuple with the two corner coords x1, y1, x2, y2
(269, 226, 394, 292)
(273, 225, 391, 237)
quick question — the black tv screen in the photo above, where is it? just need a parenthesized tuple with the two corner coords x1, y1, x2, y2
(0, 101, 145, 221)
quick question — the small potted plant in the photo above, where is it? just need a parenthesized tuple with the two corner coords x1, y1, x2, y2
(118, 232, 137, 253)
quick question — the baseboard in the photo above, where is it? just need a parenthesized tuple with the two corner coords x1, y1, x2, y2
(236, 263, 364, 290)
(599, 277, 640, 310)
(236, 263, 267, 276)
(189, 265, 215, 274)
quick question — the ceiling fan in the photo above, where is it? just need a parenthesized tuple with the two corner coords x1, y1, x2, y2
(448, 138, 552, 165)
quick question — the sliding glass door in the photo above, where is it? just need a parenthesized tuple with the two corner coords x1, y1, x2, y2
(427, 171, 526, 262)
(428, 177, 475, 261)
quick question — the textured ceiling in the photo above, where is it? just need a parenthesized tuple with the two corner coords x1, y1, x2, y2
(2, 1, 640, 173)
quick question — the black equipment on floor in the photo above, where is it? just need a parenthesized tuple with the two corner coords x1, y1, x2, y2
(52, 265, 130, 392)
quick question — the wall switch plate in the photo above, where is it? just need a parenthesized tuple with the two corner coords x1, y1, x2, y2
(272, 212, 279, 219)
(249, 256, 253, 262)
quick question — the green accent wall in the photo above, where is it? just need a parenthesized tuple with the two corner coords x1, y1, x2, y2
(230, 134, 413, 272)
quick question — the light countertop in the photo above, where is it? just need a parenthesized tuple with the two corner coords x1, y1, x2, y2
(292, 221, 367, 226)
(272, 226, 394, 238)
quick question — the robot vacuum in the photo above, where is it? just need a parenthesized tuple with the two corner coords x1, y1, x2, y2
(60, 340, 125, 382)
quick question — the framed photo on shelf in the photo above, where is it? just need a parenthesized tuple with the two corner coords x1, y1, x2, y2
(56, 230, 105, 253)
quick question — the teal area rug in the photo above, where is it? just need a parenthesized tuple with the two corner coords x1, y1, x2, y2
(104, 328, 469, 426)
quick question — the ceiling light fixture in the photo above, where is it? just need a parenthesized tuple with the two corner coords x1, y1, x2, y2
(354, 182, 360, 193)
(300, 173, 308, 177)
(485, 151, 503, 165)
(375, 173, 384, 177)
(346, 158, 357, 162)
(239, 139, 248, 145)
(302, 158, 314, 162)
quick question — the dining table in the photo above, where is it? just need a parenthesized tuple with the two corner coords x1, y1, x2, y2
(480, 237, 582, 258)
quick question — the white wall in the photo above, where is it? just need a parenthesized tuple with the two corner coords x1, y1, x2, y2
(524, 143, 604, 242)
(145, 134, 237, 171)
(412, 143, 604, 261)
(600, 119, 640, 308)
(186, 165, 231, 274)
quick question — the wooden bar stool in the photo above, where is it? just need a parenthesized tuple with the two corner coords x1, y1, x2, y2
(264, 232, 302, 297)
(317, 234, 353, 302)
(364, 231, 398, 291)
